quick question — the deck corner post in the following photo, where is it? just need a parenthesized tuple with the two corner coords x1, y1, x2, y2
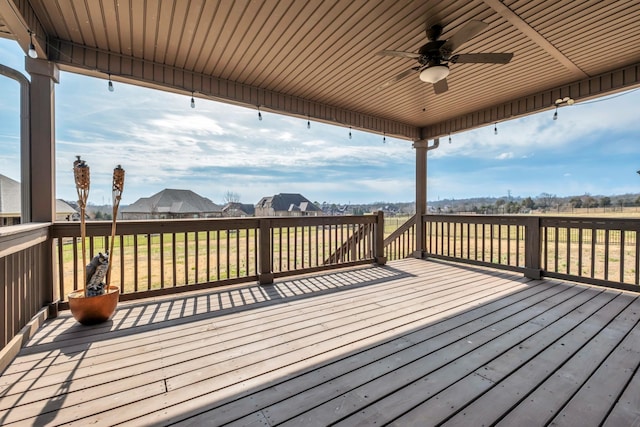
(258, 218, 274, 285)
(374, 211, 387, 265)
(413, 138, 432, 258)
(524, 216, 542, 279)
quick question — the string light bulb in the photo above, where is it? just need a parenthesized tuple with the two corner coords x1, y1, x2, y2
(28, 31, 37, 59)
(449, 133, 452, 144)
(383, 132, 386, 143)
(258, 106, 262, 121)
(349, 126, 352, 140)
(307, 115, 310, 129)
(552, 96, 574, 120)
(494, 123, 498, 135)
(107, 74, 114, 92)
(190, 92, 195, 108)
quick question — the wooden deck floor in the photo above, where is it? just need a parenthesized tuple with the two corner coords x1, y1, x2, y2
(1, 258, 640, 426)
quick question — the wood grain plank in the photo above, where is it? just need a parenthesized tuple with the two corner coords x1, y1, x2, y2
(5, 259, 637, 427)
(277, 285, 593, 426)
(392, 290, 633, 426)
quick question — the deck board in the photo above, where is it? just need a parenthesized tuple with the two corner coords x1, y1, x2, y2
(1, 258, 639, 426)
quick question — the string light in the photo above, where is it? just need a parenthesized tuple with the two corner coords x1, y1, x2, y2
(349, 126, 352, 139)
(383, 132, 386, 143)
(494, 122, 498, 135)
(258, 106, 262, 121)
(307, 115, 311, 129)
(449, 133, 452, 144)
(28, 30, 37, 58)
(190, 91, 195, 108)
(552, 96, 574, 120)
(107, 74, 114, 92)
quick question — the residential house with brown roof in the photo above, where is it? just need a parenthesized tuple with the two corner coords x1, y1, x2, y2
(121, 189, 222, 220)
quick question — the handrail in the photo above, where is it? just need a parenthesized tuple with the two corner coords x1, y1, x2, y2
(51, 214, 385, 302)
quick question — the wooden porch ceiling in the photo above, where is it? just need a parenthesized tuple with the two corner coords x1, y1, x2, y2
(1, 259, 640, 425)
(1, 0, 640, 140)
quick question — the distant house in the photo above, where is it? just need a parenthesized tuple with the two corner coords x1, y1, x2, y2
(255, 193, 322, 217)
(56, 200, 79, 221)
(222, 202, 255, 217)
(121, 189, 222, 220)
(0, 174, 21, 226)
(1, 174, 80, 225)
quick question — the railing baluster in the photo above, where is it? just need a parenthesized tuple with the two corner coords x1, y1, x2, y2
(134, 234, 139, 292)
(172, 233, 177, 287)
(578, 228, 583, 277)
(507, 224, 511, 266)
(216, 230, 221, 281)
(206, 230, 211, 281)
(147, 233, 151, 290)
(497, 224, 502, 264)
(604, 229, 610, 280)
(590, 228, 596, 278)
(160, 233, 165, 288)
(620, 229, 625, 283)
(235, 228, 240, 278)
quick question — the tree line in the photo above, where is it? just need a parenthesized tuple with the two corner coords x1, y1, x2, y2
(431, 193, 640, 215)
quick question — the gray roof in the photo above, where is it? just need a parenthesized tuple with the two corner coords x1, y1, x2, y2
(122, 189, 222, 214)
(222, 202, 255, 216)
(56, 199, 77, 215)
(256, 193, 321, 212)
(0, 174, 21, 215)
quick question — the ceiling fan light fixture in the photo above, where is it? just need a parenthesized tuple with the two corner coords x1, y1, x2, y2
(419, 65, 449, 84)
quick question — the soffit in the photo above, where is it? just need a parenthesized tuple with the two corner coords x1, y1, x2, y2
(1, 0, 639, 140)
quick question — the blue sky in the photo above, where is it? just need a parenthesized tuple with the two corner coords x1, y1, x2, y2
(1, 37, 640, 206)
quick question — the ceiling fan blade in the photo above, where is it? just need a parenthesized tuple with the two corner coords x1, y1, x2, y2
(451, 53, 514, 64)
(441, 20, 488, 53)
(377, 67, 419, 90)
(377, 50, 420, 59)
(433, 78, 448, 94)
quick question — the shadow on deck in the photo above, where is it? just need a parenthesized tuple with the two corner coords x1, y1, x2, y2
(1, 258, 639, 426)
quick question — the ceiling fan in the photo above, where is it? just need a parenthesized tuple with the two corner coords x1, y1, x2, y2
(378, 20, 514, 94)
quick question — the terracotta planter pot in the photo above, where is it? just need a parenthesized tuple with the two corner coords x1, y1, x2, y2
(68, 286, 120, 325)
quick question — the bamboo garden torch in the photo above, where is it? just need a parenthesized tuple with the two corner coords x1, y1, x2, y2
(106, 165, 125, 287)
(73, 156, 90, 296)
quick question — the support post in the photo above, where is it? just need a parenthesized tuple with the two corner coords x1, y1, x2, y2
(374, 211, 386, 265)
(258, 218, 274, 285)
(413, 139, 429, 258)
(25, 57, 60, 311)
(524, 216, 542, 279)
(26, 57, 58, 222)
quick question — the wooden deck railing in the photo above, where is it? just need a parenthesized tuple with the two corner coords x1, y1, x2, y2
(0, 224, 52, 353)
(384, 214, 416, 261)
(539, 217, 640, 291)
(423, 215, 528, 273)
(420, 214, 640, 292)
(5, 213, 639, 332)
(51, 214, 385, 304)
